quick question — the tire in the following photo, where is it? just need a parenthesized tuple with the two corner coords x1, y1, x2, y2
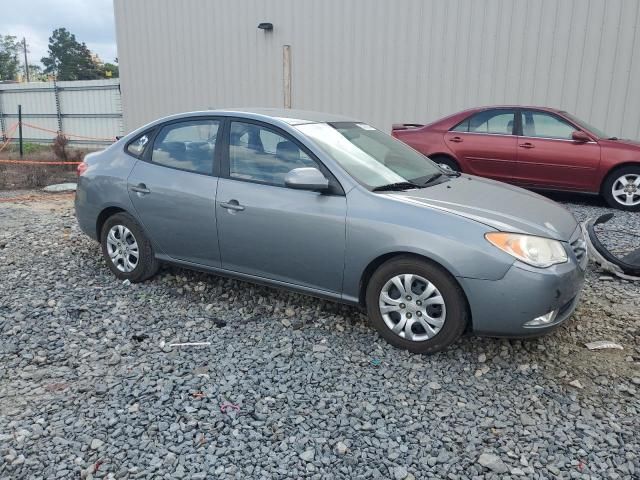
(365, 256, 468, 354)
(430, 155, 460, 173)
(100, 212, 159, 282)
(602, 166, 640, 211)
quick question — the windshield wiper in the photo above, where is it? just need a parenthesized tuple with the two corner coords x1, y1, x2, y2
(416, 172, 447, 186)
(608, 136, 618, 140)
(372, 181, 421, 192)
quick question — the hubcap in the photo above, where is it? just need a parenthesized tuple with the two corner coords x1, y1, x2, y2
(378, 274, 446, 342)
(612, 174, 640, 206)
(106, 225, 139, 272)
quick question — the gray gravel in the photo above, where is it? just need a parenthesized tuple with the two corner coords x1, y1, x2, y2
(1, 191, 639, 479)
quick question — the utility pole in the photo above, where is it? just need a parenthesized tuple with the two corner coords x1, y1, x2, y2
(22, 38, 30, 82)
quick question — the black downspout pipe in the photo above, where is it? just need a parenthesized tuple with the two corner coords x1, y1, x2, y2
(18, 104, 23, 158)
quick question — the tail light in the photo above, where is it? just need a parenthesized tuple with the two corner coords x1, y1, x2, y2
(77, 161, 88, 176)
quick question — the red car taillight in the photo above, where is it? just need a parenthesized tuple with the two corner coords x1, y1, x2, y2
(77, 162, 88, 176)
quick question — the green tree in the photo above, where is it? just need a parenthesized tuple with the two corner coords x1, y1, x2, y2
(27, 64, 48, 82)
(101, 62, 119, 78)
(0, 35, 21, 81)
(41, 28, 102, 80)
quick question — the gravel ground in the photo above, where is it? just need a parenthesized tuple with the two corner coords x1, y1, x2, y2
(1, 190, 638, 479)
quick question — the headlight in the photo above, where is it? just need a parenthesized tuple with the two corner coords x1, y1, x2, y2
(485, 232, 568, 268)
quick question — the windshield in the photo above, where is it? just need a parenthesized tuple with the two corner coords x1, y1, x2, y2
(562, 112, 610, 139)
(295, 121, 442, 189)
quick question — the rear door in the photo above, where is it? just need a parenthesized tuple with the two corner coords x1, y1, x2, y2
(516, 110, 601, 190)
(127, 117, 222, 267)
(443, 108, 518, 182)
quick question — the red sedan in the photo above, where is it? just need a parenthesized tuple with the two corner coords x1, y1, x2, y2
(392, 106, 640, 210)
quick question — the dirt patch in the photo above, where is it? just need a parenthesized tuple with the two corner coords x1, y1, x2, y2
(0, 142, 96, 190)
(0, 163, 77, 190)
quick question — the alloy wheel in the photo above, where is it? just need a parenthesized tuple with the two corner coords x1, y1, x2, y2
(611, 174, 640, 206)
(106, 225, 140, 272)
(378, 273, 446, 341)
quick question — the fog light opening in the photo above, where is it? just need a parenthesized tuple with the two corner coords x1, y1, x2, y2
(524, 309, 559, 327)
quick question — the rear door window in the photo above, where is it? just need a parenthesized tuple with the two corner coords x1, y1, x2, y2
(151, 119, 219, 174)
(452, 110, 516, 135)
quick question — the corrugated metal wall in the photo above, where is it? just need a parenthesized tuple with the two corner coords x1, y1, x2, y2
(0, 79, 123, 146)
(115, 0, 640, 140)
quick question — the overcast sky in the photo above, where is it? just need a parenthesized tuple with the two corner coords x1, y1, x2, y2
(1, 0, 117, 67)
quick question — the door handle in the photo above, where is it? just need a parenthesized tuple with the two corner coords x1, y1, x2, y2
(519, 143, 535, 149)
(449, 136, 463, 143)
(220, 200, 245, 212)
(130, 183, 151, 194)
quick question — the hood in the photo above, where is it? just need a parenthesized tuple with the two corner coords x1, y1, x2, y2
(387, 175, 578, 241)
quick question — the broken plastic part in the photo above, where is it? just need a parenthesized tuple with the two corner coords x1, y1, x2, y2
(582, 214, 640, 280)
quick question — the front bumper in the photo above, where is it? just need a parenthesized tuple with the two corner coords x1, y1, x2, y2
(459, 255, 586, 337)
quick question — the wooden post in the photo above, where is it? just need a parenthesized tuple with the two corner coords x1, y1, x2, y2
(23, 38, 30, 82)
(283, 45, 291, 109)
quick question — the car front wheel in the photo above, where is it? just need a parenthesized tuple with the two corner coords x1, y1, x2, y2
(100, 212, 159, 282)
(430, 155, 460, 173)
(365, 256, 468, 354)
(602, 166, 640, 211)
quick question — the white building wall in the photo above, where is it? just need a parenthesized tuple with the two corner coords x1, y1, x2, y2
(115, 0, 640, 140)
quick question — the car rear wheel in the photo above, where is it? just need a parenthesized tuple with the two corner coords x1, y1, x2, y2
(430, 155, 460, 173)
(365, 256, 468, 354)
(100, 212, 159, 282)
(602, 166, 640, 211)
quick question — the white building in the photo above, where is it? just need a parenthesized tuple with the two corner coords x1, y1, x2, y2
(114, 0, 640, 139)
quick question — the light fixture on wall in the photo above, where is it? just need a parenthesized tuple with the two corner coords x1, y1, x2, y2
(258, 22, 273, 31)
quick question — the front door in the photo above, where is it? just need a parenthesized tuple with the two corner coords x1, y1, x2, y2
(444, 108, 518, 182)
(127, 118, 222, 267)
(516, 110, 601, 190)
(216, 120, 347, 293)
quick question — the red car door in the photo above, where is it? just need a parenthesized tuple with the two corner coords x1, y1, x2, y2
(444, 108, 518, 182)
(516, 110, 601, 190)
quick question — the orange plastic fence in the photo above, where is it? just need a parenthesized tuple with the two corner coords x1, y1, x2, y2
(0, 159, 82, 165)
(0, 120, 116, 165)
(20, 122, 117, 142)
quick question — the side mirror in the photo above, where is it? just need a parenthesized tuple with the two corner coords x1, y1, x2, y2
(572, 130, 591, 143)
(284, 167, 329, 192)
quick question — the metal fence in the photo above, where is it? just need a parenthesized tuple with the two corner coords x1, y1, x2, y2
(0, 79, 123, 148)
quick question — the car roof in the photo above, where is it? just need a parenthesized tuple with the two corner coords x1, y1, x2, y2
(210, 108, 359, 125)
(462, 105, 564, 114)
(123, 108, 363, 146)
(424, 105, 567, 129)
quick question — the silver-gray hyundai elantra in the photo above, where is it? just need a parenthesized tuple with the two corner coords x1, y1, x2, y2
(75, 109, 586, 353)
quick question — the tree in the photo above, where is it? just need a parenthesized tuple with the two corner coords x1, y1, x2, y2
(27, 64, 48, 82)
(0, 35, 20, 81)
(101, 62, 119, 78)
(41, 28, 102, 80)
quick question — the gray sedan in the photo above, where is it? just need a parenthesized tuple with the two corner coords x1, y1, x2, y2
(75, 109, 586, 353)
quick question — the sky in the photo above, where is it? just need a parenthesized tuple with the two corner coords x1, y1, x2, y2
(1, 0, 117, 68)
